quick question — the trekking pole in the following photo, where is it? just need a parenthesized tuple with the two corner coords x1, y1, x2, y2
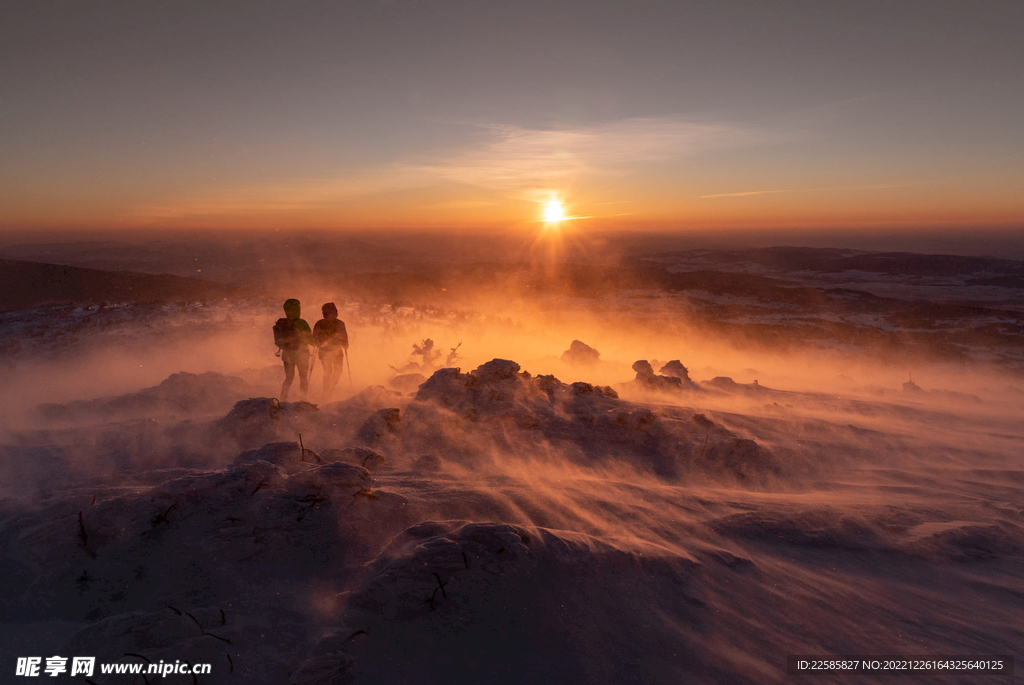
(309, 346, 319, 383)
(345, 348, 353, 385)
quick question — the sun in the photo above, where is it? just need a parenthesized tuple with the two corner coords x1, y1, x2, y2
(544, 200, 564, 223)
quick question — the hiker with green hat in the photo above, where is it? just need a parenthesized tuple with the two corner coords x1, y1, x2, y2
(273, 298, 315, 401)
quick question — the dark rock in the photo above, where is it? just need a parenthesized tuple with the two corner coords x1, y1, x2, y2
(561, 340, 601, 366)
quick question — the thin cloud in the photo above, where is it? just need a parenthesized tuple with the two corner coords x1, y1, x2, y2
(700, 189, 797, 199)
(532, 215, 597, 223)
(405, 118, 765, 194)
(129, 117, 770, 223)
(127, 170, 430, 223)
(700, 184, 911, 199)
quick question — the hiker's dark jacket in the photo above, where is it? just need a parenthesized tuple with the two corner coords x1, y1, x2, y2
(314, 318, 348, 354)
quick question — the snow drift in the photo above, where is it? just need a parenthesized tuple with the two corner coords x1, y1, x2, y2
(0, 358, 1021, 684)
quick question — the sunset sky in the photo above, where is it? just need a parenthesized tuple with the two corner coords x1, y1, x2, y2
(2, 0, 1022, 233)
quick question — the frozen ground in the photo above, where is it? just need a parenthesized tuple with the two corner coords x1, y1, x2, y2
(0, 244, 1021, 683)
(0, 357, 1021, 684)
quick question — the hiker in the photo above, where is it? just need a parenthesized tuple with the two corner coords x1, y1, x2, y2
(273, 298, 315, 401)
(313, 302, 349, 399)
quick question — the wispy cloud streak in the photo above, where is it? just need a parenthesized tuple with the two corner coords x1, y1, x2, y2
(405, 118, 764, 194)
(700, 184, 910, 199)
(129, 117, 768, 223)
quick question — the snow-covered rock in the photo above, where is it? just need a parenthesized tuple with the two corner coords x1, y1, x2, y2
(560, 339, 601, 366)
(403, 360, 778, 480)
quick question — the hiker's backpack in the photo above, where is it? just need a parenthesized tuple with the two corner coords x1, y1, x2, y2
(273, 317, 300, 350)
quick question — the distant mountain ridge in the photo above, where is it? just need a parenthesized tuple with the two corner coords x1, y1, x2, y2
(0, 236, 410, 285)
(0, 259, 245, 311)
(634, 246, 1024, 277)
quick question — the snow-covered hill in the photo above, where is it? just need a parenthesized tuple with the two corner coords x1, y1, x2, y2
(1, 359, 1020, 683)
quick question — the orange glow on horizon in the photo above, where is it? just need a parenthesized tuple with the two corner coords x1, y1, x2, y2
(2, 174, 1022, 234)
